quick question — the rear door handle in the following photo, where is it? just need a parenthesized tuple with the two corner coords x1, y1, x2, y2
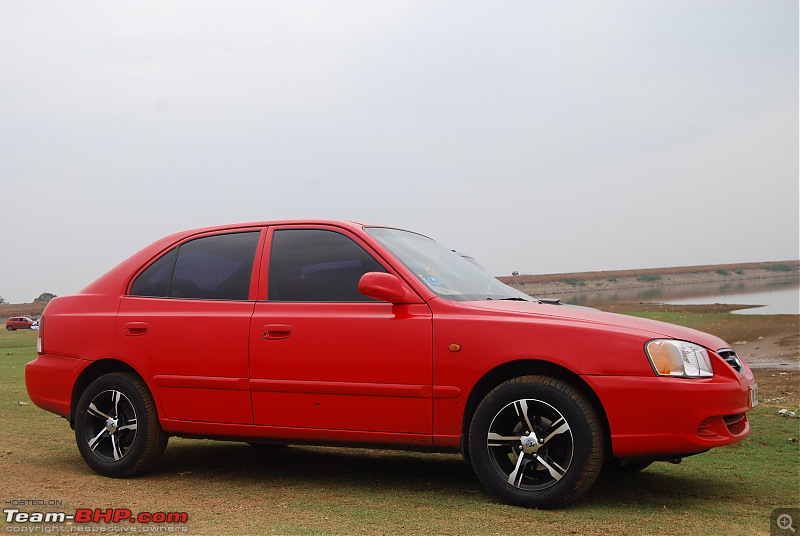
(263, 324, 293, 340)
(124, 322, 149, 336)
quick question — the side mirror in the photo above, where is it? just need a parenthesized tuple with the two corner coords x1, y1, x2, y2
(358, 272, 407, 303)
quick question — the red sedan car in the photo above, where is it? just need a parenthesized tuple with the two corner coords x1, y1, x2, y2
(25, 220, 756, 507)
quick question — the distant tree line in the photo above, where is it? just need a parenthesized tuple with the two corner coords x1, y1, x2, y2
(0, 294, 56, 305)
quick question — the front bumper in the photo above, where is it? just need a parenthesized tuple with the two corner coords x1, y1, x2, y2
(583, 361, 754, 458)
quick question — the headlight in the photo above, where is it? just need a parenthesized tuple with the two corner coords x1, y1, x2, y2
(645, 340, 714, 378)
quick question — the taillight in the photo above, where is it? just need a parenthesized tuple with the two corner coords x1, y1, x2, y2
(36, 317, 43, 354)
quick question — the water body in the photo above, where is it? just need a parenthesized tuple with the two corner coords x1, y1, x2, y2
(555, 278, 799, 315)
(666, 284, 799, 315)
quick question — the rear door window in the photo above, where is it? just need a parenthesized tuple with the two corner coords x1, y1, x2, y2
(130, 231, 260, 300)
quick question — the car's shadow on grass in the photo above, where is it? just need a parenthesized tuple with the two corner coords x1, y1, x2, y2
(55, 441, 742, 508)
(156, 441, 481, 496)
(586, 465, 732, 508)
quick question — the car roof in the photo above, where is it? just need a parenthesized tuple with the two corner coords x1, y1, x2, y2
(79, 220, 402, 297)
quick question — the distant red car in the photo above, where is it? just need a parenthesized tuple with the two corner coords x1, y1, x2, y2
(6, 316, 36, 330)
(25, 221, 756, 507)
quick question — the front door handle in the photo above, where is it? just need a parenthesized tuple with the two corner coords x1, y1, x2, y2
(124, 322, 149, 336)
(263, 324, 293, 340)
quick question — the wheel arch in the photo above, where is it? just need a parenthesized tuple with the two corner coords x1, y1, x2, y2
(70, 359, 146, 428)
(461, 359, 611, 457)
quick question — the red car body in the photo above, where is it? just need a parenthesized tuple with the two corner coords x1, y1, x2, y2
(25, 220, 756, 507)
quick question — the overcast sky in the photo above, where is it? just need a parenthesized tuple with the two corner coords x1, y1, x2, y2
(1, 1, 797, 304)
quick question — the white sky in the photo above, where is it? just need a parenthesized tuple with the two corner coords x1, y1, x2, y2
(1, 0, 797, 304)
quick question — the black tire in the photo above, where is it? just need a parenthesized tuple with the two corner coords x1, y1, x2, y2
(468, 376, 604, 508)
(74, 372, 168, 477)
(7, 325, 14, 331)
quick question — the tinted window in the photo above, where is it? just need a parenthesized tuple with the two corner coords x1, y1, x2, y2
(170, 232, 260, 300)
(130, 248, 177, 297)
(130, 232, 260, 300)
(268, 229, 385, 302)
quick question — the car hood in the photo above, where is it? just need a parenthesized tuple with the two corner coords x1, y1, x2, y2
(464, 300, 731, 352)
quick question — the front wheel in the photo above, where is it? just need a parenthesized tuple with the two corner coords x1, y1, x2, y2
(74, 372, 168, 477)
(468, 376, 604, 508)
(6, 325, 14, 331)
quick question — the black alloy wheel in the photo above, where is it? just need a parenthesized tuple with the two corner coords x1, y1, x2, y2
(74, 372, 167, 477)
(468, 376, 604, 508)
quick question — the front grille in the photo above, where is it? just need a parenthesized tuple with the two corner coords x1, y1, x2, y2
(718, 349, 743, 373)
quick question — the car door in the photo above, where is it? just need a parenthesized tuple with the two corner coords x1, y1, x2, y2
(249, 225, 434, 435)
(117, 229, 263, 424)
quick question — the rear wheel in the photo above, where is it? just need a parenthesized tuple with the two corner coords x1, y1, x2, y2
(74, 372, 168, 477)
(6, 325, 14, 331)
(468, 376, 604, 508)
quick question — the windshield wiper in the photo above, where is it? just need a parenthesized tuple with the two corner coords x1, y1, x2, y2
(486, 297, 530, 301)
(537, 298, 562, 305)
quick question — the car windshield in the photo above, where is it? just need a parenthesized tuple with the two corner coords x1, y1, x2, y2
(366, 227, 532, 302)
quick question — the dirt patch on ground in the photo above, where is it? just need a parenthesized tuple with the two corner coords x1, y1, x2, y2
(753, 368, 799, 406)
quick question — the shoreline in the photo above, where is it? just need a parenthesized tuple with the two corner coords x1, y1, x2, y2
(500, 260, 799, 304)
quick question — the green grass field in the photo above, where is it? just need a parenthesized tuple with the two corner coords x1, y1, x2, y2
(1, 325, 798, 535)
